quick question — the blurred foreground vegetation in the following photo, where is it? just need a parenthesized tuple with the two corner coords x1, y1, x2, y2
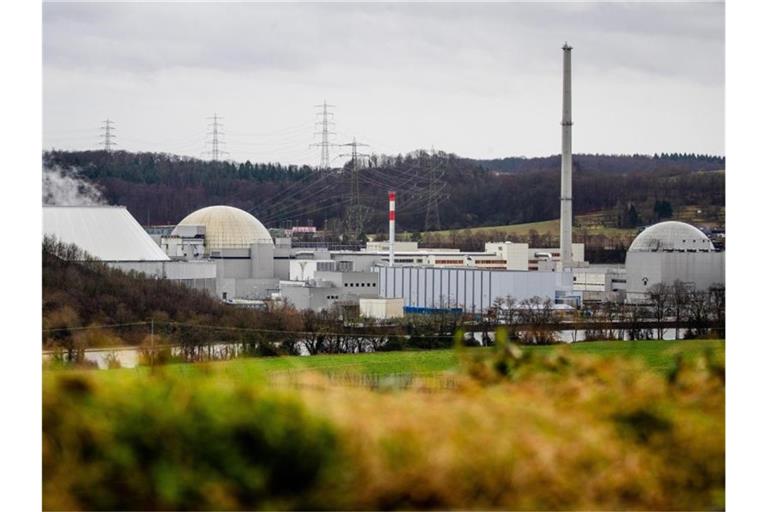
(43, 339, 725, 510)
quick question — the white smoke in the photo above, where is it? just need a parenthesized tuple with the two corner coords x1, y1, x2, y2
(42, 165, 106, 206)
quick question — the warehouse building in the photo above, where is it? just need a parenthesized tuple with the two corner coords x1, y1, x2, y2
(375, 265, 576, 313)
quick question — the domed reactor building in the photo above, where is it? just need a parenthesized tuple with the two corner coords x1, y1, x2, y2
(161, 205, 277, 301)
(624, 221, 725, 302)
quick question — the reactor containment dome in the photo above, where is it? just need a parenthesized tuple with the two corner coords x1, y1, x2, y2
(628, 221, 715, 253)
(173, 205, 273, 251)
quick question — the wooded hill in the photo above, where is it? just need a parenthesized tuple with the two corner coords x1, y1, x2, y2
(42, 237, 270, 347)
(44, 150, 724, 234)
(476, 152, 724, 174)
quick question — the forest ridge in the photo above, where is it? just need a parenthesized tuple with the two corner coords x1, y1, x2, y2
(43, 150, 724, 233)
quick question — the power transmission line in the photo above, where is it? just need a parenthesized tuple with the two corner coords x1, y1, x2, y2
(310, 100, 336, 170)
(338, 137, 370, 239)
(424, 148, 443, 231)
(99, 119, 117, 152)
(203, 113, 228, 161)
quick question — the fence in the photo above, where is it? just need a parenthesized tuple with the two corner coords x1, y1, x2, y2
(267, 370, 460, 392)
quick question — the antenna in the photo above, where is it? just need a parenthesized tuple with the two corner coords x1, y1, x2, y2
(338, 137, 370, 239)
(99, 119, 116, 152)
(310, 100, 336, 170)
(203, 113, 229, 161)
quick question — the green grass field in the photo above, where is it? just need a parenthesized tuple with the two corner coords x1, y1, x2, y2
(88, 340, 724, 381)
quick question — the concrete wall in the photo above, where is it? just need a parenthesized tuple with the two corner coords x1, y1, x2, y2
(375, 266, 573, 312)
(365, 241, 419, 252)
(234, 278, 280, 300)
(360, 298, 405, 319)
(109, 260, 217, 280)
(528, 244, 584, 262)
(250, 242, 275, 278)
(485, 242, 530, 270)
(109, 261, 218, 296)
(315, 271, 379, 297)
(174, 278, 217, 295)
(280, 284, 343, 312)
(205, 243, 276, 299)
(289, 259, 336, 281)
(161, 236, 206, 259)
(329, 253, 380, 271)
(626, 251, 725, 301)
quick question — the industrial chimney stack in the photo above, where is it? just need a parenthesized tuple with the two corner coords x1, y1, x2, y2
(559, 42, 573, 269)
(388, 191, 396, 266)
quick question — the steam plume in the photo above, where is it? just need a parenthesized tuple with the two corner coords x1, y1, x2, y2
(43, 165, 106, 206)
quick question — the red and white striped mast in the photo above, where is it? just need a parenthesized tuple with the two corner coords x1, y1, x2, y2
(388, 191, 396, 266)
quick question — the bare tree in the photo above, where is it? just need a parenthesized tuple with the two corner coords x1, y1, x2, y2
(517, 296, 560, 344)
(670, 280, 692, 340)
(685, 290, 711, 339)
(624, 302, 652, 340)
(709, 284, 725, 338)
(647, 283, 672, 340)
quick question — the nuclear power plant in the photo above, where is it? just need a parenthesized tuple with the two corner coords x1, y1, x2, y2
(42, 44, 725, 317)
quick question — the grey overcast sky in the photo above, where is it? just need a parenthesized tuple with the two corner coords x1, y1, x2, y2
(43, 1, 724, 165)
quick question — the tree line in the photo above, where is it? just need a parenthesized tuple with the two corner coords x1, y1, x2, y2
(476, 152, 724, 174)
(44, 150, 724, 235)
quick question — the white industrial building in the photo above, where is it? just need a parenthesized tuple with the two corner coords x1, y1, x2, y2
(571, 265, 626, 303)
(161, 205, 278, 300)
(375, 265, 575, 312)
(43, 206, 218, 293)
(329, 241, 584, 272)
(360, 298, 405, 320)
(625, 221, 725, 301)
(279, 270, 380, 312)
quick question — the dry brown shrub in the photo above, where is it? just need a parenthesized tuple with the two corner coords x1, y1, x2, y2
(298, 347, 724, 510)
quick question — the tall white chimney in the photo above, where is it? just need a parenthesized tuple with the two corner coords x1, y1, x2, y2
(560, 42, 573, 268)
(388, 191, 396, 266)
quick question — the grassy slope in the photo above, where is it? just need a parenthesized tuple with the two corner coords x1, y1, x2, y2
(423, 206, 725, 239)
(426, 214, 634, 238)
(87, 340, 725, 381)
